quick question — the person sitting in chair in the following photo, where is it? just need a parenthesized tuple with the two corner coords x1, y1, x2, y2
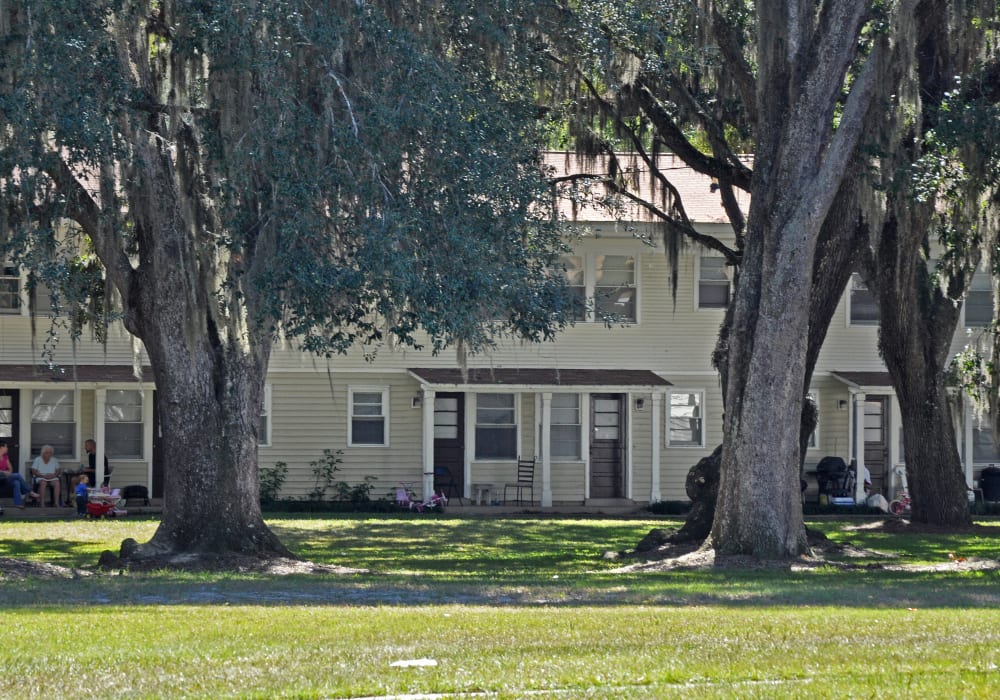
(67, 439, 109, 505)
(0, 441, 38, 508)
(30, 445, 63, 508)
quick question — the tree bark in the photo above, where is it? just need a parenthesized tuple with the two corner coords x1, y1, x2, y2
(709, 0, 878, 557)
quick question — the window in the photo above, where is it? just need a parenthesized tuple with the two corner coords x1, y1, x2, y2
(594, 255, 636, 322)
(259, 385, 272, 447)
(668, 391, 704, 447)
(806, 391, 818, 449)
(0, 264, 20, 314)
(475, 393, 517, 459)
(973, 423, 1000, 464)
(965, 269, 993, 328)
(31, 390, 75, 458)
(848, 273, 879, 326)
(560, 255, 587, 322)
(349, 388, 388, 446)
(105, 390, 144, 459)
(698, 257, 731, 309)
(550, 393, 581, 460)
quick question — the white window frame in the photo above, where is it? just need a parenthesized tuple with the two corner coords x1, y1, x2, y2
(695, 256, 732, 311)
(0, 262, 21, 315)
(806, 390, 819, 450)
(559, 252, 640, 324)
(666, 389, 706, 448)
(846, 273, 879, 327)
(259, 384, 272, 448)
(30, 389, 78, 459)
(964, 265, 994, 329)
(348, 386, 390, 447)
(548, 393, 582, 461)
(104, 389, 145, 460)
(474, 392, 519, 461)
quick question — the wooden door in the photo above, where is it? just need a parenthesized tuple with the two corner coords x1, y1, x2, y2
(433, 393, 464, 493)
(863, 397, 889, 495)
(0, 389, 19, 468)
(590, 394, 624, 498)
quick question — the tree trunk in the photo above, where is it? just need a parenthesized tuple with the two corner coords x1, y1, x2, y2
(871, 215, 973, 528)
(708, 0, 878, 557)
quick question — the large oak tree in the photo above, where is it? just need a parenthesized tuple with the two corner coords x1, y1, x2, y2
(0, 1, 568, 561)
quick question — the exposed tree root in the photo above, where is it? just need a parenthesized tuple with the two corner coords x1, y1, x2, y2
(612, 521, 1000, 573)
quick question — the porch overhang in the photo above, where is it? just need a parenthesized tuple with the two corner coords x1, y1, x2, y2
(407, 367, 671, 392)
(0, 364, 155, 387)
(831, 371, 893, 393)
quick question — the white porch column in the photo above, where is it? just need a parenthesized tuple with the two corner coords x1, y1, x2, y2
(888, 395, 902, 498)
(540, 392, 552, 507)
(853, 392, 867, 504)
(421, 387, 435, 501)
(94, 389, 107, 486)
(625, 392, 634, 500)
(963, 397, 975, 488)
(581, 393, 591, 501)
(143, 390, 154, 495)
(649, 391, 663, 503)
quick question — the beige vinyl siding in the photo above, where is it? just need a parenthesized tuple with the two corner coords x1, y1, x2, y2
(258, 373, 426, 500)
(0, 316, 147, 366)
(659, 381, 724, 501)
(551, 461, 585, 503)
(629, 393, 652, 500)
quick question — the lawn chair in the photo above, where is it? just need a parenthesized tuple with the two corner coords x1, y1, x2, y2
(503, 457, 535, 505)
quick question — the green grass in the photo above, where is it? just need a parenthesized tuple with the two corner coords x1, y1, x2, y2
(1, 515, 999, 698)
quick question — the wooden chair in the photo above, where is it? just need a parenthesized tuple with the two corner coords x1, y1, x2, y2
(504, 457, 535, 505)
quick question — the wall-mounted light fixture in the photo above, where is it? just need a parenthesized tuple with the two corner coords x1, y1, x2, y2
(635, 398, 646, 411)
(411, 396, 422, 409)
(837, 400, 848, 411)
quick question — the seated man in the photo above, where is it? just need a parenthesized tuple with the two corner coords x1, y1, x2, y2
(30, 445, 63, 507)
(66, 439, 110, 506)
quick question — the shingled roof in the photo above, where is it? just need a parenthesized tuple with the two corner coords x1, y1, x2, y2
(409, 367, 670, 389)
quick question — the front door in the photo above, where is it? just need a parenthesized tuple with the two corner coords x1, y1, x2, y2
(863, 396, 889, 495)
(590, 394, 624, 498)
(433, 393, 464, 495)
(0, 389, 19, 468)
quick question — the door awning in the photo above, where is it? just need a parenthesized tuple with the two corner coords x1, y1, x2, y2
(408, 367, 671, 392)
(831, 371, 893, 392)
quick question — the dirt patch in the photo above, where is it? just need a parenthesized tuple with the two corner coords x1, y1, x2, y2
(612, 522, 1000, 573)
(106, 552, 366, 575)
(0, 556, 90, 580)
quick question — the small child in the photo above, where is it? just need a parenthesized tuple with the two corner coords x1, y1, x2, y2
(75, 475, 89, 516)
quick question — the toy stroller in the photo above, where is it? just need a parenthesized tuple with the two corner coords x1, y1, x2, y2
(86, 488, 127, 518)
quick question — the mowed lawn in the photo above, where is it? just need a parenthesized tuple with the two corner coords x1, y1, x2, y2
(1, 515, 998, 698)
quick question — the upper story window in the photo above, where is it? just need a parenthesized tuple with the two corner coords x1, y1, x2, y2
(349, 387, 389, 446)
(965, 269, 993, 328)
(0, 264, 20, 314)
(561, 255, 587, 322)
(697, 257, 732, 309)
(559, 253, 638, 324)
(973, 418, 1000, 464)
(848, 273, 879, 326)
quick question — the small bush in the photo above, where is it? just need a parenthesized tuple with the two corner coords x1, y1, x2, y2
(645, 501, 691, 516)
(259, 461, 288, 504)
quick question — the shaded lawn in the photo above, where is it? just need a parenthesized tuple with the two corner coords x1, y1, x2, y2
(1, 516, 999, 698)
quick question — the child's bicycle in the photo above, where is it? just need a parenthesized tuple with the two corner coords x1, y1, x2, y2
(391, 483, 447, 513)
(889, 465, 911, 516)
(889, 489, 911, 516)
